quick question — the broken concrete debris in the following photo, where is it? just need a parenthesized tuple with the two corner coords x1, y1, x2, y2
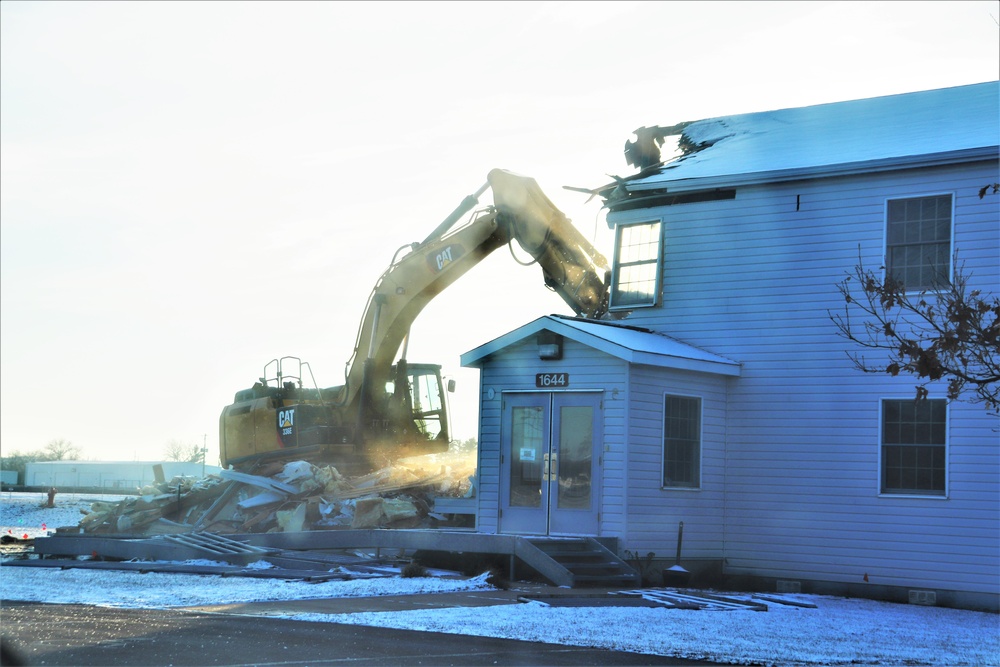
(67, 452, 477, 536)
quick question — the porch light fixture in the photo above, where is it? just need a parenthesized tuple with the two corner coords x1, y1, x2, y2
(537, 331, 563, 360)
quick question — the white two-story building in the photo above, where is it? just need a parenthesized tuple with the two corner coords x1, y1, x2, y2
(462, 81, 999, 611)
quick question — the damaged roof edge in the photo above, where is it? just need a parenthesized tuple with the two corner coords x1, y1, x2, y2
(622, 146, 1000, 196)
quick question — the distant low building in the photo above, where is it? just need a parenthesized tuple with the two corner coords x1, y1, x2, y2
(1, 470, 18, 486)
(23, 461, 221, 491)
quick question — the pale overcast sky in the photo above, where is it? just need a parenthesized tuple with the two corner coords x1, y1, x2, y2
(2, 1, 998, 462)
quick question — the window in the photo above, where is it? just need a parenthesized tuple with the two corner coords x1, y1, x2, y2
(886, 194, 952, 291)
(881, 398, 947, 496)
(408, 368, 445, 440)
(509, 406, 544, 507)
(611, 221, 662, 308)
(663, 395, 701, 488)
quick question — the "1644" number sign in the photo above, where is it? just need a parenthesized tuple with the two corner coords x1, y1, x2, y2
(535, 373, 569, 388)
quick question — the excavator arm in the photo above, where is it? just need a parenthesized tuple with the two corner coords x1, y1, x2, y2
(220, 169, 610, 469)
(488, 168, 610, 320)
(338, 169, 610, 423)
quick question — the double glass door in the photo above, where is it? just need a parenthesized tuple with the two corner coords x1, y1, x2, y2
(500, 392, 601, 535)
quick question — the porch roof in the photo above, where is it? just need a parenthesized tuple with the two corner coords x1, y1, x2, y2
(460, 314, 741, 377)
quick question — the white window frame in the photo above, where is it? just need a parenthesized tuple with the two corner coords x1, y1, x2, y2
(661, 393, 702, 490)
(883, 192, 955, 292)
(610, 220, 663, 310)
(878, 397, 949, 499)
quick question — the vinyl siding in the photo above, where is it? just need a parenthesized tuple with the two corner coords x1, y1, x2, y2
(608, 159, 1000, 596)
(623, 365, 730, 558)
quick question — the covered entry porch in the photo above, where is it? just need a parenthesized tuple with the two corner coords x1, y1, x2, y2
(461, 314, 741, 557)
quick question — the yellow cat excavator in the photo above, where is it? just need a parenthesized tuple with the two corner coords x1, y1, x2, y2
(219, 169, 611, 471)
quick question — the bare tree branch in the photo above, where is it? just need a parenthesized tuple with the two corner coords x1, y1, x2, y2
(830, 250, 999, 412)
(43, 439, 80, 461)
(164, 440, 205, 463)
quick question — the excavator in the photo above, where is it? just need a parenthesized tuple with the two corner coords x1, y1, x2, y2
(219, 169, 611, 471)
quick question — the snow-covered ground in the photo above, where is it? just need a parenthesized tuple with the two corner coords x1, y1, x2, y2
(2, 492, 998, 666)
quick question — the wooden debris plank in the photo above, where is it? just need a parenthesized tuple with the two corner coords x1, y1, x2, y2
(241, 507, 276, 531)
(237, 491, 285, 510)
(653, 596, 702, 610)
(121, 507, 172, 530)
(617, 589, 766, 611)
(191, 481, 240, 530)
(659, 592, 763, 611)
(753, 594, 818, 608)
(686, 591, 768, 611)
(219, 469, 298, 494)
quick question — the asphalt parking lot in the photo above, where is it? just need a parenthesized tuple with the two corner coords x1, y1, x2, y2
(1, 598, 721, 667)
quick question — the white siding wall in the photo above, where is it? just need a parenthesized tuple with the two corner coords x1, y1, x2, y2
(624, 366, 730, 559)
(475, 337, 628, 536)
(610, 160, 999, 596)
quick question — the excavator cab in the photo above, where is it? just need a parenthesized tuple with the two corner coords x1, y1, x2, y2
(396, 362, 451, 442)
(367, 360, 452, 448)
(220, 357, 451, 469)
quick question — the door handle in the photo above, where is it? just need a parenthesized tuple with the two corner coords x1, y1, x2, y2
(549, 452, 558, 481)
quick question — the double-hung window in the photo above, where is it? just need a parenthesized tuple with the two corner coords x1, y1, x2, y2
(611, 221, 662, 309)
(880, 398, 947, 496)
(663, 394, 701, 489)
(886, 194, 952, 291)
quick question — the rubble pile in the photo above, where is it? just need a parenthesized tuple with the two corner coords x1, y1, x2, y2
(73, 451, 477, 536)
